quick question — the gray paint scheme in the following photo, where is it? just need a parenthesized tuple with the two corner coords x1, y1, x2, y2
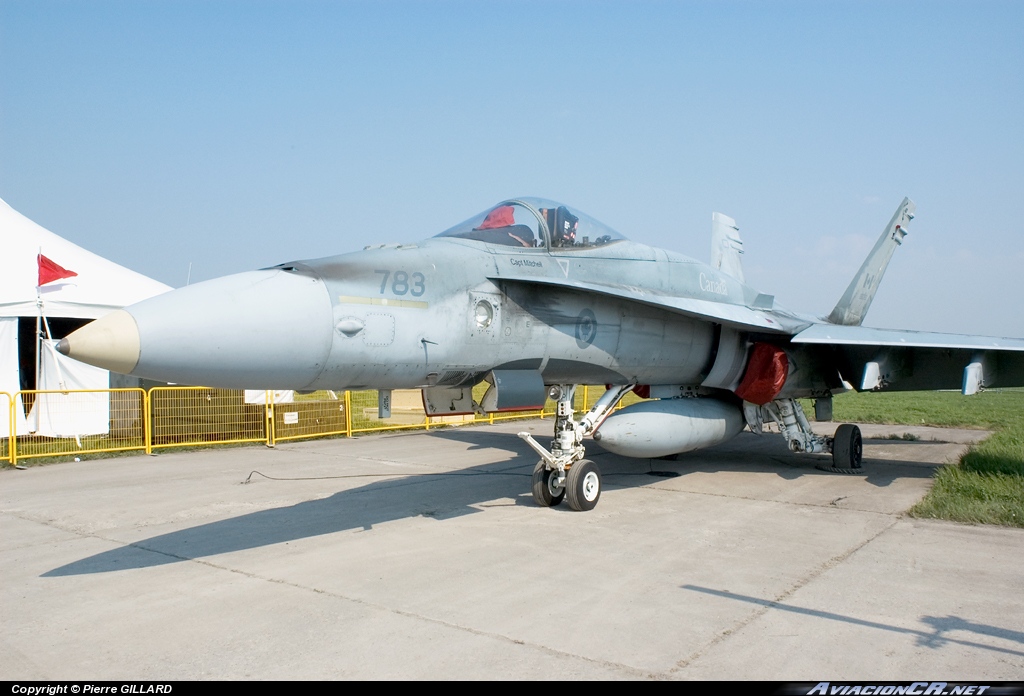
(55, 195, 1024, 512)
(62, 196, 1024, 399)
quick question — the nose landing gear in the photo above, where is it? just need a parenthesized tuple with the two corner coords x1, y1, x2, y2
(519, 383, 633, 511)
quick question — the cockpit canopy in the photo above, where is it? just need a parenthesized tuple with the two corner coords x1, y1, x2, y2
(434, 198, 626, 250)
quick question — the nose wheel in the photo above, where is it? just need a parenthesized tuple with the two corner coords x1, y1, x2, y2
(532, 460, 565, 507)
(531, 458, 601, 511)
(565, 459, 601, 511)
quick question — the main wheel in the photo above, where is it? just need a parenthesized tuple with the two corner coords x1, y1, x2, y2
(532, 460, 565, 507)
(832, 424, 863, 471)
(565, 459, 601, 511)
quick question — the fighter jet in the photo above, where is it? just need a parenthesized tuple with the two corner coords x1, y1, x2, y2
(59, 197, 1024, 511)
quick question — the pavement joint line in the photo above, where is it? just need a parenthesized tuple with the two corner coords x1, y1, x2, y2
(273, 446, 423, 468)
(235, 468, 529, 501)
(189, 560, 658, 679)
(273, 443, 529, 473)
(13, 508, 655, 679)
(247, 448, 533, 479)
(627, 481, 906, 516)
(0, 510, 102, 552)
(666, 516, 902, 675)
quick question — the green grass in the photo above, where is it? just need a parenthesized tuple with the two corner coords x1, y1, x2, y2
(822, 389, 1024, 430)
(823, 389, 1024, 527)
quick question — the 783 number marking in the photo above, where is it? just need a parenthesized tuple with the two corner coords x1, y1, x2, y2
(374, 270, 426, 297)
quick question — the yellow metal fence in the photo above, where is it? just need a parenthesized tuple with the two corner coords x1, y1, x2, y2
(1, 385, 628, 466)
(1, 392, 11, 465)
(274, 391, 349, 442)
(8, 389, 148, 465)
(149, 387, 267, 450)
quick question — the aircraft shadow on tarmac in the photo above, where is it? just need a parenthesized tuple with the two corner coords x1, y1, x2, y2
(44, 430, 939, 577)
(430, 428, 942, 489)
(682, 585, 1024, 658)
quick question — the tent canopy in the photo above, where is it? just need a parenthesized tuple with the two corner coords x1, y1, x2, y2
(0, 197, 172, 319)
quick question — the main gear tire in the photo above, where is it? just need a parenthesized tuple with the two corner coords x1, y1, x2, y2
(566, 459, 601, 511)
(532, 460, 565, 507)
(830, 424, 863, 473)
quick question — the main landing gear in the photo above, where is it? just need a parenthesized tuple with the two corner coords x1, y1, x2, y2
(519, 384, 634, 511)
(744, 398, 864, 473)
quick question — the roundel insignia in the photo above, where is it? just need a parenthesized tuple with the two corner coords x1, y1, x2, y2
(575, 309, 597, 348)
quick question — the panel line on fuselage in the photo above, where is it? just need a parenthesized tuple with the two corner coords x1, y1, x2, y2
(337, 295, 430, 310)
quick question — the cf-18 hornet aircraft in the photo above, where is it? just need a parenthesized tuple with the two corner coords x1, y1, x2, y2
(60, 197, 1024, 511)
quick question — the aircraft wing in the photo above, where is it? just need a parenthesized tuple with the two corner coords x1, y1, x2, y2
(493, 272, 1024, 392)
(792, 324, 1024, 393)
(491, 274, 797, 334)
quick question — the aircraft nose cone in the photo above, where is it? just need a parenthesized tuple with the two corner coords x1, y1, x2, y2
(59, 310, 142, 375)
(61, 269, 336, 389)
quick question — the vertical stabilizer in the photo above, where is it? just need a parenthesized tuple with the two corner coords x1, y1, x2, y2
(711, 212, 745, 282)
(827, 197, 916, 326)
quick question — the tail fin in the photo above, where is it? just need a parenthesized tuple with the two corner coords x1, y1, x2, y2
(827, 197, 916, 326)
(711, 212, 745, 282)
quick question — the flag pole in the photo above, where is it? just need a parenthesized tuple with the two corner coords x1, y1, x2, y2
(35, 291, 41, 390)
(39, 295, 68, 391)
(33, 249, 42, 432)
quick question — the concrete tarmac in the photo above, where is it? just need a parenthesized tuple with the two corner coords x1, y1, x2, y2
(1, 420, 1022, 680)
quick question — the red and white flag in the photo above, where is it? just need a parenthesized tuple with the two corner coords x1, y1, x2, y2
(37, 254, 78, 287)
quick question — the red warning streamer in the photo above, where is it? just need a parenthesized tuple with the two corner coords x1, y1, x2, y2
(37, 254, 78, 287)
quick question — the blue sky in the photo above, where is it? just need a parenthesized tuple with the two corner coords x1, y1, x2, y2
(2, 0, 1022, 335)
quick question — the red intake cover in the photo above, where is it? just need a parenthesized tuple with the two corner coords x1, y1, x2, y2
(734, 343, 789, 406)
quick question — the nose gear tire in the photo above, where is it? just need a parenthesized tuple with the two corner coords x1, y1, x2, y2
(566, 459, 601, 511)
(532, 460, 565, 507)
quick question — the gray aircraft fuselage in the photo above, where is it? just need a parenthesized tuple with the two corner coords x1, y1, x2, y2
(303, 238, 722, 390)
(59, 196, 846, 400)
(101, 233, 819, 397)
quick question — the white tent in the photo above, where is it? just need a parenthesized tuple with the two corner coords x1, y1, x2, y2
(0, 197, 172, 438)
(0, 197, 171, 320)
